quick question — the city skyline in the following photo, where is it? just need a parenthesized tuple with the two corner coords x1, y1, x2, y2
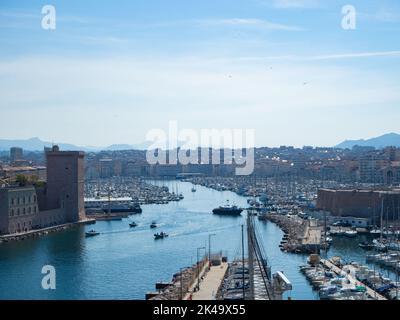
(1, 131, 400, 151)
(1, 0, 400, 147)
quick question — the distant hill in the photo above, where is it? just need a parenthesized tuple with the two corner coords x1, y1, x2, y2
(0, 137, 150, 152)
(105, 142, 152, 151)
(336, 133, 400, 149)
(0, 137, 91, 152)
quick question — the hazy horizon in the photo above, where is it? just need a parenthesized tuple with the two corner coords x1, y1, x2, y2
(1, 131, 399, 150)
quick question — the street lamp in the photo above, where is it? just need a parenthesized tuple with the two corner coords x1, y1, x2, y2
(180, 267, 185, 300)
(196, 247, 206, 291)
(208, 233, 216, 267)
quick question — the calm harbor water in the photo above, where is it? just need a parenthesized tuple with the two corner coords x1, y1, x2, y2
(0, 180, 394, 300)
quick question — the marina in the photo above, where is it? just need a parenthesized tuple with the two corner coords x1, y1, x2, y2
(300, 256, 387, 300)
(0, 179, 398, 300)
(85, 177, 185, 205)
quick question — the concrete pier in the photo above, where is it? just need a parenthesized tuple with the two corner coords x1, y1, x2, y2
(320, 259, 387, 300)
(191, 263, 228, 300)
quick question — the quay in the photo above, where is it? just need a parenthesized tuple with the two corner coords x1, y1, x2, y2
(265, 214, 323, 254)
(87, 212, 129, 221)
(320, 258, 387, 300)
(147, 257, 210, 300)
(146, 255, 231, 300)
(0, 218, 95, 243)
(191, 263, 228, 300)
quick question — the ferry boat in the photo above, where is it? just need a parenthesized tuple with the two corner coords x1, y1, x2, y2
(85, 230, 100, 237)
(212, 201, 243, 216)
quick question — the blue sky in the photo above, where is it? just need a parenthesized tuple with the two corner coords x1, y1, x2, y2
(0, 0, 399, 147)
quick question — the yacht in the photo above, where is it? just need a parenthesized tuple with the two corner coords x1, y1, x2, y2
(213, 201, 243, 216)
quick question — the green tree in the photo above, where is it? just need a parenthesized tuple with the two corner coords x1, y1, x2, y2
(16, 174, 28, 187)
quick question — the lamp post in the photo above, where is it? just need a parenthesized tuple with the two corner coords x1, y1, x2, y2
(197, 247, 206, 291)
(180, 267, 185, 300)
(208, 233, 216, 268)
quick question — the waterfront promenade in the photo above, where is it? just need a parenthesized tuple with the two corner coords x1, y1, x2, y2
(191, 263, 228, 300)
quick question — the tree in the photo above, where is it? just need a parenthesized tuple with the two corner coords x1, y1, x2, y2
(16, 174, 28, 187)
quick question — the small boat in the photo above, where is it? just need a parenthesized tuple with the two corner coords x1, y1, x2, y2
(325, 237, 333, 243)
(191, 187, 196, 192)
(372, 239, 388, 252)
(330, 229, 346, 237)
(344, 230, 357, 238)
(85, 230, 100, 237)
(359, 241, 374, 250)
(150, 221, 157, 228)
(369, 229, 381, 237)
(129, 222, 137, 228)
(154, 232, 168, 240)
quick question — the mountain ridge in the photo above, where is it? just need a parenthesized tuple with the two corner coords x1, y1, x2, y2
(1, 133, 399, 152)
(335, 133, 400, 149)
(0, 137, 149, 152)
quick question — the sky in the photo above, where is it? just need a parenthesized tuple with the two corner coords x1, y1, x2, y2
(0, 0, 399, 148)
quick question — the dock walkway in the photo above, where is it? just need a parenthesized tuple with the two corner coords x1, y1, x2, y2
(320, 259, 387, 300)
(188, 263, 228, 300)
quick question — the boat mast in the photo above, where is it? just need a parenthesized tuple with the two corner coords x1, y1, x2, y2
(380, 195, 384, 243)
(241, 224, 246, 300)
(386, 202, 389, 239)
(398, 199, 400, 242)
(108, 187, 111, 216)
(324, 210, 327, 257)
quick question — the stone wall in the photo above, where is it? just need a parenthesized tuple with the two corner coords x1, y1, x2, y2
(317, 189, 400, 220)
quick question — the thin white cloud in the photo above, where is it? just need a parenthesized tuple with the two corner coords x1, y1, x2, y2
(0, 11, 37, 19)
(307, 51, 400, 60)
(0, 9, 104, 25)
(271, 0, 320, 9)
(198, 18, 304, 31)
(359, 8, 400, 23)
(233, 51, 400, 61)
